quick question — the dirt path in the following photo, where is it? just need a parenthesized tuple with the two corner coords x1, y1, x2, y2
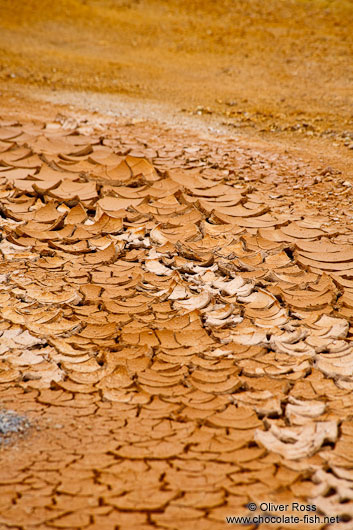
(1, 0, 353, 149)
(0, 1, 353, 529)
(0, 86, 352, 529)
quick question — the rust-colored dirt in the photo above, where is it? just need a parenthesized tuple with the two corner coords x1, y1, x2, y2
(0, 1, 353, 529)
(1, 0, 353, 148)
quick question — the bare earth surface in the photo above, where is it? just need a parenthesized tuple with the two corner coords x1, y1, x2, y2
(0, 1, 353, 529)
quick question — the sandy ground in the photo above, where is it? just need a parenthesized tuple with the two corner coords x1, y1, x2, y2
(0, 1, 353, 529)
(1, 0, 353, 146)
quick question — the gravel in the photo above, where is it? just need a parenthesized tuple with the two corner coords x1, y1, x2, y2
(0, 409, 30, 445)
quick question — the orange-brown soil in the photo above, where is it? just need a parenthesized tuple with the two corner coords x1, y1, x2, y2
(0, 1, 353, 529)
(1, 0, 353, 147)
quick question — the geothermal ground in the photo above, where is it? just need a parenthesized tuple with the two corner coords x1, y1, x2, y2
(0, 1, 353, 529)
